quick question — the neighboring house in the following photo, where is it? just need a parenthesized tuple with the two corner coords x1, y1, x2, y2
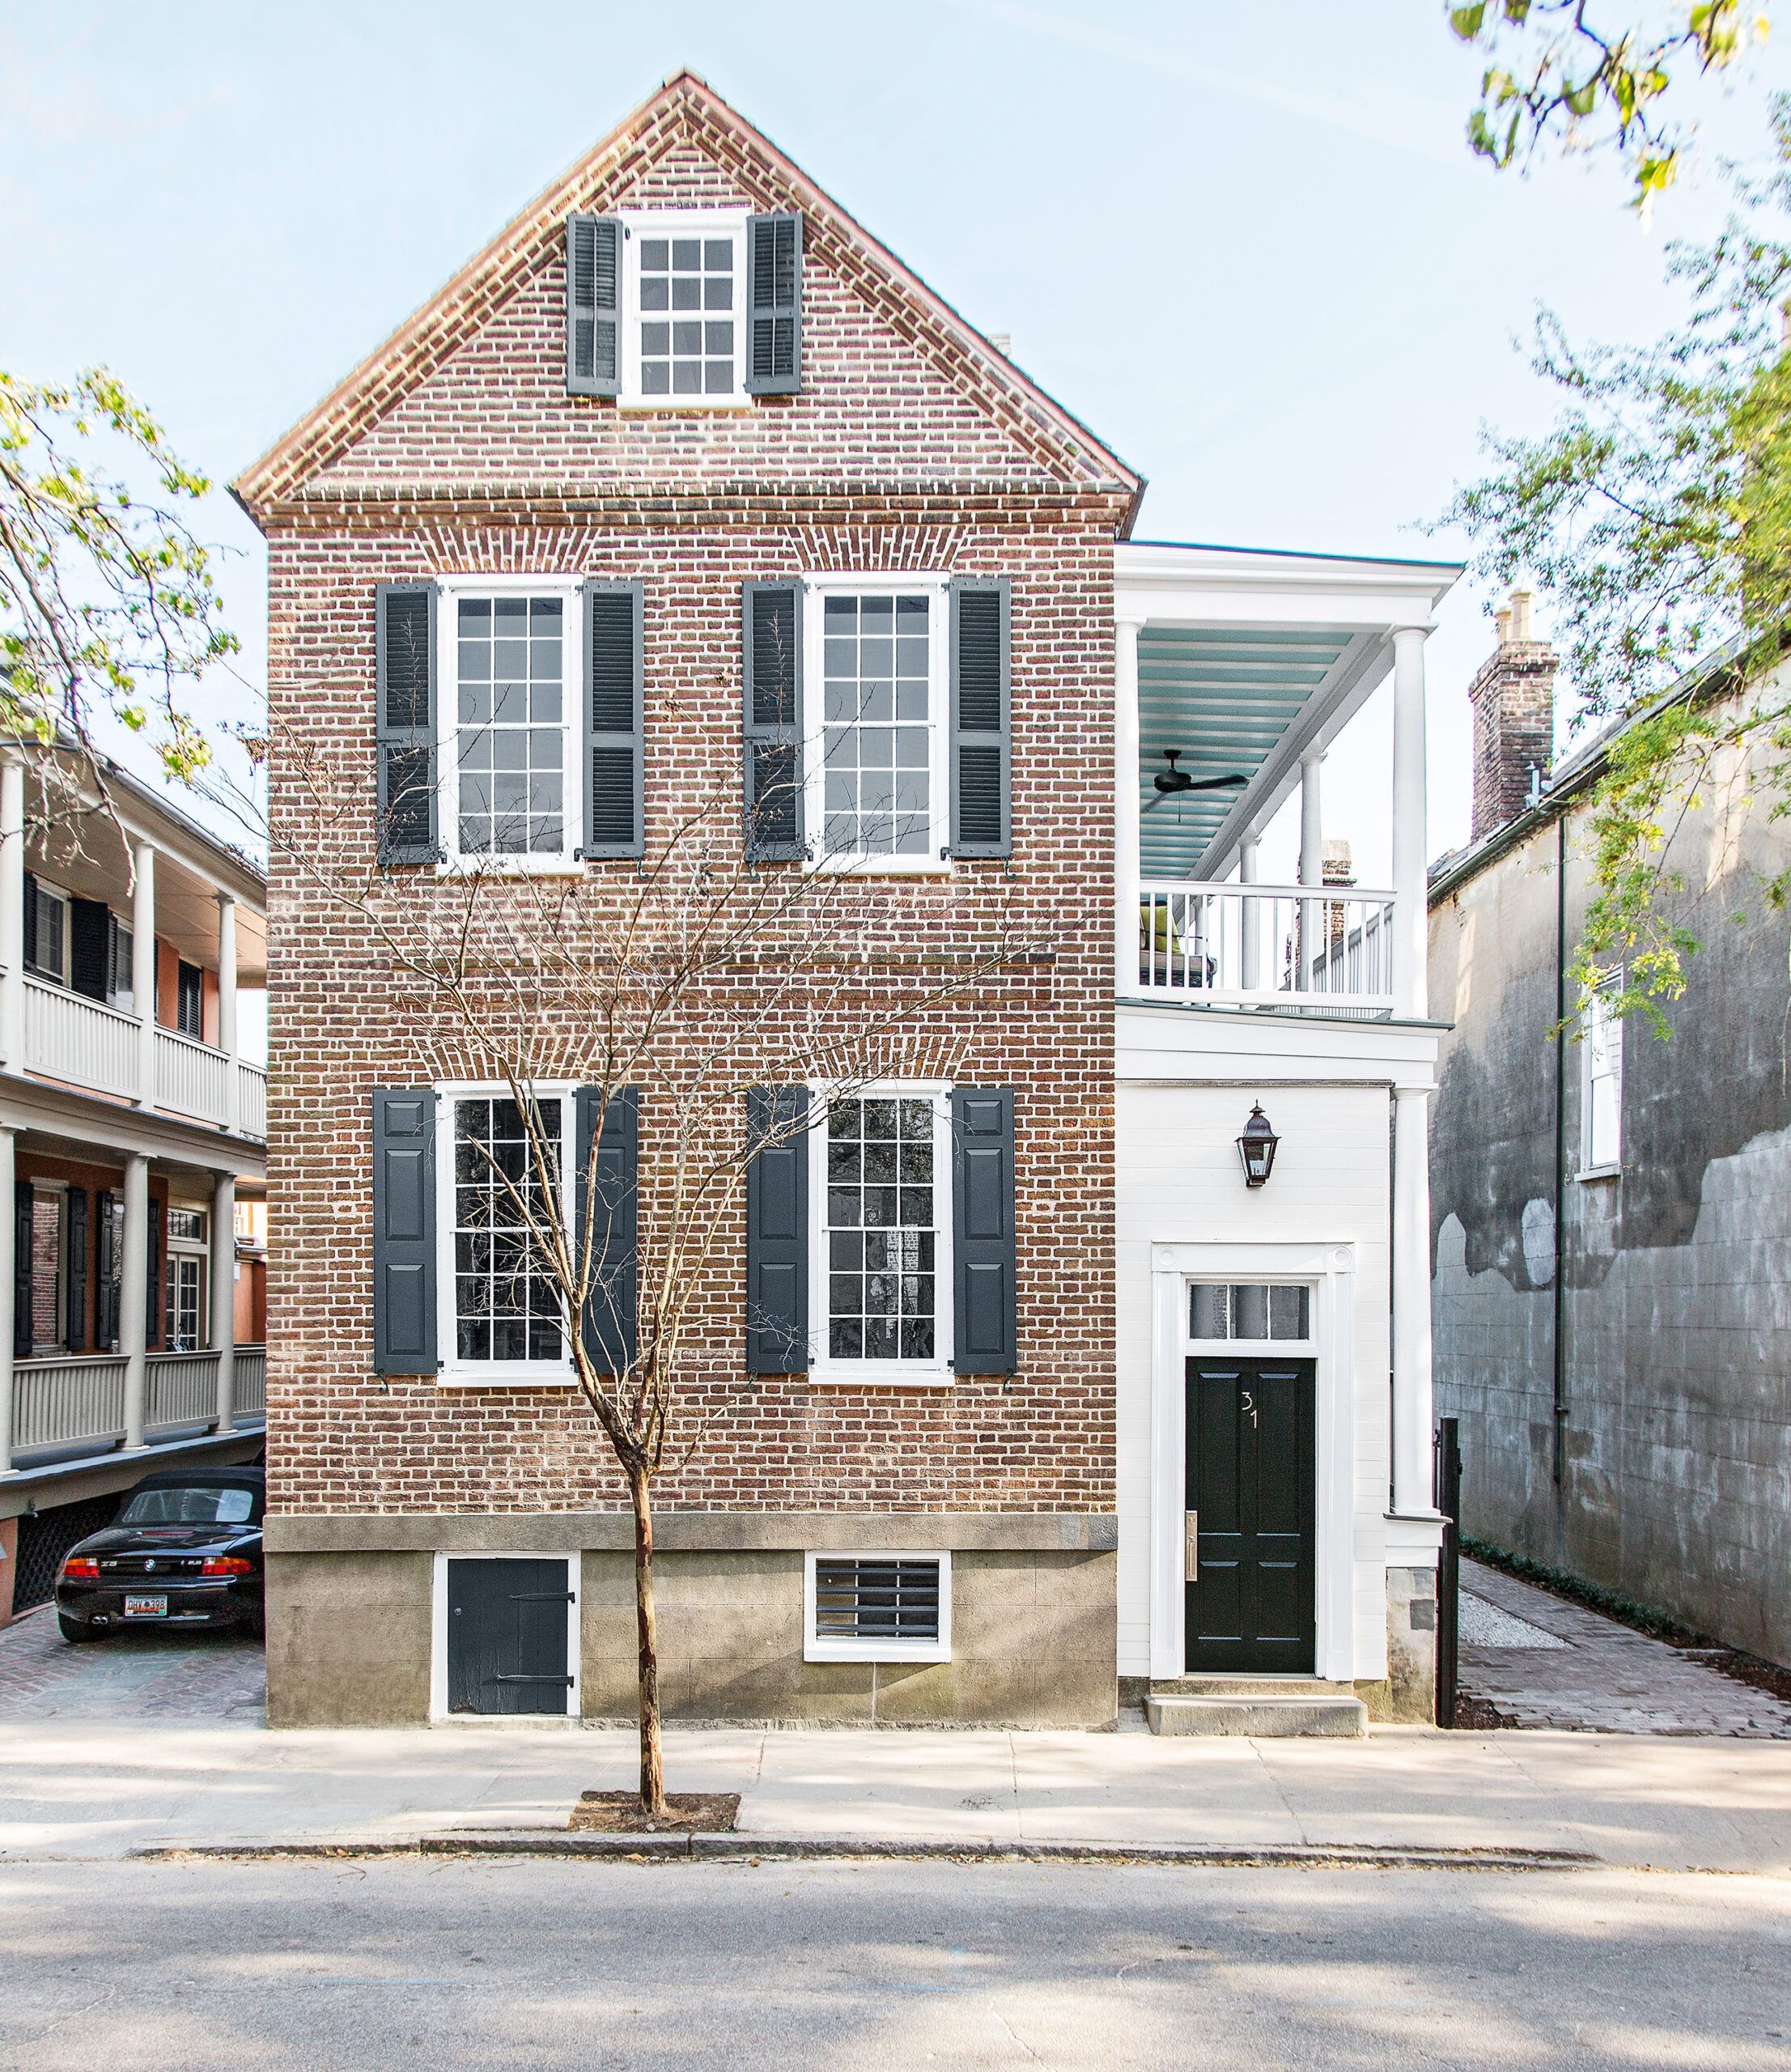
(0, 744, 269, 1624)
(1429, 598, 1791, 1667)
(236, 71, 1454, 1731)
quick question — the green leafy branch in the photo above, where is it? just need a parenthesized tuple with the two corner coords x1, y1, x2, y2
(1448, 0, 1768, 208)
(0, 366, 235, 791)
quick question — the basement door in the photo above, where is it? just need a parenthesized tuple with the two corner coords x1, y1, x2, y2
(1184, 1358, 1316, 1674)
(445, 1557, 576, 1715)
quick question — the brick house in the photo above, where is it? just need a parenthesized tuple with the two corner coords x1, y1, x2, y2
(236, 72, 1453, 1731)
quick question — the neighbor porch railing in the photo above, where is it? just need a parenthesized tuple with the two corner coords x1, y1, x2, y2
(1135, 880, 1396, 1013)
(6, 1344, 267, 1467)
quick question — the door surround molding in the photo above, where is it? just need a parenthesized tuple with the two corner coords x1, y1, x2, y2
(1148, 1241, 1356, 1683)
(430, 1549, 581, 1722)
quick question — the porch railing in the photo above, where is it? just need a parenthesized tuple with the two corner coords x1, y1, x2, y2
(6, 1344, 268, 1467)
(19, 974, 267, 1140)
(1135, 881, 1396, 1013)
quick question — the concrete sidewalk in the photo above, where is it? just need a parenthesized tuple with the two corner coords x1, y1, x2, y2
(1, 1717, 1787, 1873)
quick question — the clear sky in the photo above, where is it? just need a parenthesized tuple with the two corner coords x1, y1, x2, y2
(4, 0, 1788, 890)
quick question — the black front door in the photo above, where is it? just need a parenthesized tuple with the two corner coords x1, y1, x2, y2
(447, 1557, 575, 1715)
(1185, 1358, 1316, 1674)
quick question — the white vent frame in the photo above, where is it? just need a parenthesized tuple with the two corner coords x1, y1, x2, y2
(803, 1548, 952, 1663)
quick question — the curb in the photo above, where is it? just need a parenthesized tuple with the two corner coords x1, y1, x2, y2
(130, 1832, 1603, 1872)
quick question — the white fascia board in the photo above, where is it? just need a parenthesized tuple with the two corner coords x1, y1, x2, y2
(1114, 541, 1461, 626)
(1115, 1003, 1441, 1089)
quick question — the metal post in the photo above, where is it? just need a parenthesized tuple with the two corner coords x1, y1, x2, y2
(120, 1152, 150, 1449)
(217, 894, 239, 1134)
(210, 1169, 236, 1432)
(133, 842, 157, 1110)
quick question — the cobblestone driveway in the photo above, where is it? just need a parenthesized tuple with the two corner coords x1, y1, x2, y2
(1459, 1558, 1791, 1737)
(0, 1604, 264, 1722)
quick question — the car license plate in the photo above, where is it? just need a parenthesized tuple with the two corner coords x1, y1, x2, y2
(123, 1594, 168, 1619)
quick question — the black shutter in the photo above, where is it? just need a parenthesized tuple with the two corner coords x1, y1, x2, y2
(575, 1085, 638, 1378)
(13, 1179, 32, 1361)
(745, 212, 802, 396)
(176, 960, 203, 1038)
(951, 1087, 1016, 1374)
(373, 1089, 437, 1375)
(96, 1191, 119, 1352)
(66, 1187, 87, 1353)
(579, 581, 644, 860)
(949, 579, 1011, 859)
(146, 1197, 163, 1351)
(745, 1085, 808, 1373)
(20, 871, 36, 971)
(742, 581, 804, 860)
(69, 900, 108, 1002)
(376, 582, 439, 864)
(566, 214, 621, 399)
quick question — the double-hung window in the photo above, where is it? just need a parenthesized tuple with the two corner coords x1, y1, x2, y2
(1582, 974, 1623, 1174)
(621, 211, 747, 406)
(814, 1085, 951, 1383)
(808, 578, 949, 868)
(435, 1087, 574, 1383)
(442, 579, 582, 867)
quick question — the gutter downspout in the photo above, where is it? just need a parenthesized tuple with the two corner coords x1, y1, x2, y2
(1552, 809, 1568, 1488)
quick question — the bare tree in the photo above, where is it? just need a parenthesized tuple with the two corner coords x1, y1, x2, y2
(247, 695, 1050, 1815)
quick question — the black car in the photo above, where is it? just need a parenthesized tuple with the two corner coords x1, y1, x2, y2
(54, 1467, 265, 1642)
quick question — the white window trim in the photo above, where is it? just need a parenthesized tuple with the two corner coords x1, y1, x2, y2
(430, 1551, 581, 1723)
(802, 571, 953, 878)
(27, 878, 69, 986)
(1580, 972, 1623, 1179)
(433, 575, 585, 876)
(808, 1080, 954, 1389)
(803, 1548, 953, 1663)
(433, 1080, 579, 1391)
(618, 209, 752, 412)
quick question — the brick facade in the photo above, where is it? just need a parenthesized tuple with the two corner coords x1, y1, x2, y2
(247, 78, 1129, 1722)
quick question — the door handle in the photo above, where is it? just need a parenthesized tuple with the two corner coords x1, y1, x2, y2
(1184, 1510, 1199, 1583)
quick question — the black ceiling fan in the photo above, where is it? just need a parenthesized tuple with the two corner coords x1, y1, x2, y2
(1144, 749, 1249, 812)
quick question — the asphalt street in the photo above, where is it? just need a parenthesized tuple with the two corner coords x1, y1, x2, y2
(0, 1857, 1785, 2070)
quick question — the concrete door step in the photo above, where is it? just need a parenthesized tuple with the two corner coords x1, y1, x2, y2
(1150, 1675, 1352, 1699)
(1145, 1686, 1368, 1739)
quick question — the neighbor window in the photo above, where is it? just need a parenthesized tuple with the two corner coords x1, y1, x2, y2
(804, 1550, 952, 1662)
(453, 594, 569, 860)
(1583, 976, 1623, 1172)
(176, 959, 204, 1039)
(440, 1092, 569, 1374)
(622, 212, 746, 405)
(1188, 1282, 1313, 1344)
(811, 586, 944, 865)
(817, 1089, 949, 1379)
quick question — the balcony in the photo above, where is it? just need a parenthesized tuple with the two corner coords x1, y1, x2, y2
(1137, 880, 1395, 1014)
(8, 1344, 265, 1466)
(20, 975, 266, 1139)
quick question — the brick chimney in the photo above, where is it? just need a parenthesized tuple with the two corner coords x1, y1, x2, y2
(1322, 838, 1354, 948)
(1467, 589, 1557, 840)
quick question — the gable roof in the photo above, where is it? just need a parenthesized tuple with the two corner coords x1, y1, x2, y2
(231, 70, 1144, 526)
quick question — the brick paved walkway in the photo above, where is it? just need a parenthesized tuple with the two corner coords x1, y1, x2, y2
(1459, 1558, 1791, 1738)
(0, 1604, 264, 1722)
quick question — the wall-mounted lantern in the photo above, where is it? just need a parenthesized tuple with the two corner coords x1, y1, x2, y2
(1237, 1103, 1280, 1189)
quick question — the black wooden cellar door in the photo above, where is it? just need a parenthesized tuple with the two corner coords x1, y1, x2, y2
(447, 1557, 575, 1715)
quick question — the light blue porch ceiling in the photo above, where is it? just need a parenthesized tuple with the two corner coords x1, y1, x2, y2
(1137, 624, 1352, 877)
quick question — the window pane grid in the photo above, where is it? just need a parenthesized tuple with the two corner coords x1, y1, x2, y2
(452, 1097, 564, 1365)
(821, 593, 932, 858)
(825, 1095, 936, 1361)
(456, 596, 565, 856)
(1188, 1281, 1311, 1342)
(639, 233, 735, 396)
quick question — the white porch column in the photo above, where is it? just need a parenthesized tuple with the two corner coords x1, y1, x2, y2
(1391, 1083, 1437, 1515)
(1114, 614, 1144, 996)
(1238, 834, 1261, 992)
(132, 841, 157, 1110)
(120, 1151, 150, 1450)
(1390, 625, 1431, 1020)
(1298, 748, 1323, 989)
(210, 1169, 236, 1433)
(0, 756, 24, 1072)
(217, 894, 240, 1134)
(0, 1123, 14, 1473)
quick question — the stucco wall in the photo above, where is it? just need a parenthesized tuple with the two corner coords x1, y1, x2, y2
(1428, 680, 1791, 1665)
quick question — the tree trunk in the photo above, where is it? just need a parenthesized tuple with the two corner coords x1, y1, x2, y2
(628, 1461, 666, 1817)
